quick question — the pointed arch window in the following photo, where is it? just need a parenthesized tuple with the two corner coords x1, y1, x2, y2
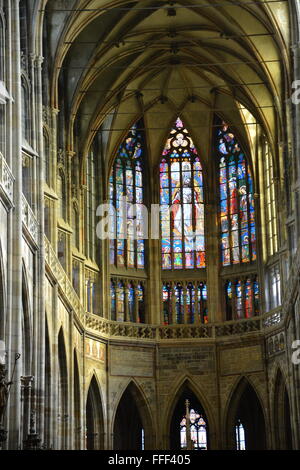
(109, 120, 145, 269)
(160, 117, 205, 270)
(217, 121, 256, 266)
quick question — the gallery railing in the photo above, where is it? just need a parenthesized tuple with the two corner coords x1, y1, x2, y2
(0, 152, 14, 208)
(44, 235, 285, 342)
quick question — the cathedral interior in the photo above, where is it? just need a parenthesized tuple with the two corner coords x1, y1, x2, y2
(0, 0, 300, 451)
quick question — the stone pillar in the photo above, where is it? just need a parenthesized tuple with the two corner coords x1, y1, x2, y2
(6, 0, 23, 449)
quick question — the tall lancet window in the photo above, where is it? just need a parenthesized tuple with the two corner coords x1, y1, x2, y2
(109, 120, 145, 269)
(217, 121, 256, 266)
(160, 117, 205, 270)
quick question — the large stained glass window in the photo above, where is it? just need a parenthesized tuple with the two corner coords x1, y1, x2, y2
(225, 277, 259, 320)
(217, 121, 256, 266)
(109, 121, 145, 269)
(160, 117, 205, 270)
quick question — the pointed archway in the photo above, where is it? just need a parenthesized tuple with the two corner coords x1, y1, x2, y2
(273, 368, 293, 449)
(168, 380, 210, 450)
(113, 381, 154, 450)
(73, 350, 81, 449)
(225, 377, 266, 450)
(86, 375, 104, 450)
(58, 328, 68, 449)
(44, 317, 51, 448)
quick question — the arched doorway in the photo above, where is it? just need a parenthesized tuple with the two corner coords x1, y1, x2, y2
(169, 384, 209, 450)
(226, 377, 266, 450)
(113, 382, 153, 450)
(86, 376, 104, 450)
(274, 369, 293, 449)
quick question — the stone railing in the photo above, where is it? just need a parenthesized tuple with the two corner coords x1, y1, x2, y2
(0, 152, 14, 207)
(44, 236, 86, 326)
(44, 238, 285, 342)
(22, 195, 39, 243)
(84, 309, 283, 341)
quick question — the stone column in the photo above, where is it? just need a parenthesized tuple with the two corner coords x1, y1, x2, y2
(6, 0, 23, 449)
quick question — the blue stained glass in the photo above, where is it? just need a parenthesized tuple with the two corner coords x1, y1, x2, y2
(109, 120, 145, 269)
(160, 188, 169, 204)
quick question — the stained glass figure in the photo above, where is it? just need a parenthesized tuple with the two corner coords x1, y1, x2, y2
(217, 120, 256, 266)
(160, 117, 205, 270)
(109, 120, 145, 269)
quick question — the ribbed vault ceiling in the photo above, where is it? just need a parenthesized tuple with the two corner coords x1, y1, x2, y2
(43, 0, 291, 169)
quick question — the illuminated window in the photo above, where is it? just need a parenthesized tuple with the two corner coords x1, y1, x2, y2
(236, 420, 246, 450)
(264, 141, 278, 256)
(225, 277, 259, 319)
(160, 117, 205, 270)
(109, 121, 145, 269)
(217, 121, 256, 266)
(180, 409, 207, 450)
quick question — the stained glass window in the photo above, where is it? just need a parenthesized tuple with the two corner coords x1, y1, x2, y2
(111, 281, 116, 321)
(160, 117, 205, 270)
(175, 283, 184, 324)
(109, 121, 145, 269)
(162, 281, 207, 325)
(264, 141, 278, 257)
(110, 279, 146, 323)
(236, 420, 246, 450)
(128, 282, 135, 322)
(225, 277, 259, 320)
(137, 283, 145, 323)
(217, 120, 256, 266)
(116, 281, 125, 322)
(163, 283, 172, 325)
(180, 409, 207, 450)
(269, 266, 281, 309)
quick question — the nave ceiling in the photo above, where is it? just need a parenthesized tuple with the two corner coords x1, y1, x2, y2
(34, 0, 291, 173)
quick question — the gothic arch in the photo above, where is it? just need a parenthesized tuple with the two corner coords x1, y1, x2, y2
(273, 367, 293, 449)
(164, 376, 216, 450)
(112, 379, 154, 450)
(21, 264, 32, 375)
(224, 376, 267, 450)
(44, 316, 51, 448)
(58, 327, 68, 449)
(73, 349, 81, 449)
(85, 374, 105, 450)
